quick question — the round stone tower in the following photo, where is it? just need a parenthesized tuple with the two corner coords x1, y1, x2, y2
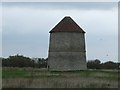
(48, 16, 87, 71)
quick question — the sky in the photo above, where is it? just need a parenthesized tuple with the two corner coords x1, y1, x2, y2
(1, 2, 118, 62)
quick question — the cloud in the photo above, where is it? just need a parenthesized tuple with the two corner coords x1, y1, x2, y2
(2, 33, 49, 58)
(3, 6, 118, 35)
(2, 2, 118, 62)
(86, 34, 118, 62)
(3, 2, 118, 10)
(3, 7, 59, 35)
(0, 2, 2, 57)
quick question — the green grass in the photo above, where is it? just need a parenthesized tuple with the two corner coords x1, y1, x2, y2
(51, 69, 118, 80)
(2, 67, 62, 78)
(2, 67, 119, 88)
(2, 68, 118, 80)
(2, 69, 28, 78)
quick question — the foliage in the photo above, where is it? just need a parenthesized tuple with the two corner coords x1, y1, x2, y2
(87, 59, 101, 69)
(101, 61, 119, 69)
(87, 59, 119, 69)
(2, 54, 47, 68)
(2, 55, 119, 69)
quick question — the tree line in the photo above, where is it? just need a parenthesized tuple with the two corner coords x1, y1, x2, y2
(2, 54, 47, 68)
(2, 54, 119, 69)
(87, 59, 119, 69)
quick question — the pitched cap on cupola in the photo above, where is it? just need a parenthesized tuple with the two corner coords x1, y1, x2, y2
(49, 16, 85, 33)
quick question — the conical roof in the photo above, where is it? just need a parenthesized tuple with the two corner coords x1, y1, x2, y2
(49, 16, 85, 33)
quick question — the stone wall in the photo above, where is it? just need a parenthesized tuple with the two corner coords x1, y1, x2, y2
(48, 32, 87, 71)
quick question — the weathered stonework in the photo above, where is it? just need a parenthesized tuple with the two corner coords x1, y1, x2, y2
(48, 17, 87, 71)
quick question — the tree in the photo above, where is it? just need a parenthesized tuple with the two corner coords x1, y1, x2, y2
(87, 59, 118, 69)
(37, 58, 47, 68)
(2, 54, 34, 67)
(87, 59, 101, 69)
(101, 61, 118, 69)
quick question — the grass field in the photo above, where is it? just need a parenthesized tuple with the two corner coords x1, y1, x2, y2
(2, 67, 119, 88)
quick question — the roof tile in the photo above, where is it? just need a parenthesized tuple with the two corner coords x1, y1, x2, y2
(49, 16, 85, 33)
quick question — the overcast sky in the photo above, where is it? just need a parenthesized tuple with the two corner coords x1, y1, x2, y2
(2, 2, 118, 62)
